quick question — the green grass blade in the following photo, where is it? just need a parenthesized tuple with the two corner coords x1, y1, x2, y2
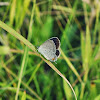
(63, 79, 72, 100)
(1, 60, 41, 100)
(0, 20, 36, 52)
(60, 48, 82, 83)
(15, 0, 36, 99)
(10, 0, 16, 25)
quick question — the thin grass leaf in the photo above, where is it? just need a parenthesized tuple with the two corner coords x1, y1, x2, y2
(21, 91, 26, 100)
(81, 32, 85, 64)
(80, 25, 92, 99)
(27, 60, 43, 85)
(1, 61, 41, 100)
(10, 0, 16, 25)
(60, 48, 82, 83)
(63, 79, 72, 100)
(15, 0, 31, 29)
(85, 25, 92, 67)
(92, 79, 100, 83)
(0, 21, 36, 52)
(93, 2, 99, 44)
(94, 95, 100, 100)
(15, 0, 36, 99)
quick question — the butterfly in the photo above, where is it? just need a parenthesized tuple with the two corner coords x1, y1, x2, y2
(38, 37, 60, 62)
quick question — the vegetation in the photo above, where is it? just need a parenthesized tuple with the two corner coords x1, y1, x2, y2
(0, 0, 100, 100)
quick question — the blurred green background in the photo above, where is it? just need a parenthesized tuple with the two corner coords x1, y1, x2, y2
(0, 0, 100, 100)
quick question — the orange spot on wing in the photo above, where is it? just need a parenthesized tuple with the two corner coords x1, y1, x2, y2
(52, 58, 55, 61)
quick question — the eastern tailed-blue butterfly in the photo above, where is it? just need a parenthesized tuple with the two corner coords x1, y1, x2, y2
(38, 37, 60, 62)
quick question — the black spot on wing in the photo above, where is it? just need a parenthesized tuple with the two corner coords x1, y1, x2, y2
(50, 37, 60, 49)
(56, 50, 60, 57)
